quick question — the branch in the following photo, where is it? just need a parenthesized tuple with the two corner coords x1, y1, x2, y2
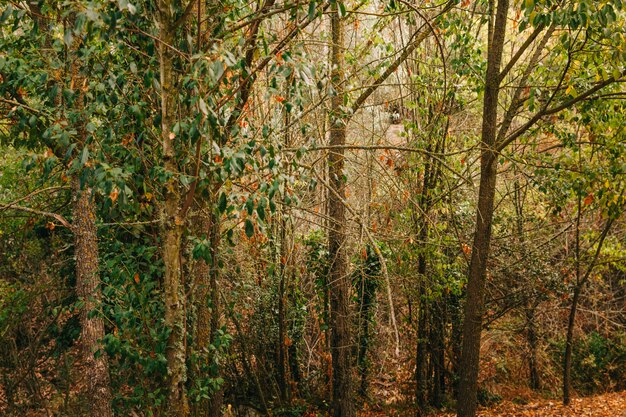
(579, 213, 618, 288)
(350, 0, 454, 116)
(0, 203, 72, 229)
(498, 69, 626, 152)
(496, 25, 555, 143)
(310, 167, 401, 357)
(0, 97, 49, 117)
(221, 1, 329, 136)
(291, 144, 472, 184)
(498, 23, 546, 82)
(173, 0, 197, 30)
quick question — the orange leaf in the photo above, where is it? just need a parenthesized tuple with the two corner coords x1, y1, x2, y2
(109, 189, 119, 203)
(583, 193, 594, 206)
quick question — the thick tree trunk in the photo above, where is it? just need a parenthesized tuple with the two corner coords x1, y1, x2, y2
(72, 177, 113, 417)
(328, 4, 354, 416)
(157, 4, 187, 414)
(457, 1, 509, 416)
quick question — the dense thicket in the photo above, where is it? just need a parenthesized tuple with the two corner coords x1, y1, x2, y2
(1, 1, 625, 416)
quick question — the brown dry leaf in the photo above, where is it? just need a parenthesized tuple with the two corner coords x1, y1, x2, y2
(434, 391, 626, 417)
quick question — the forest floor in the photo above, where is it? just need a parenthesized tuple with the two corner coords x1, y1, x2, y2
(355, 391, 626, 417)
(432, 391, 626, 417)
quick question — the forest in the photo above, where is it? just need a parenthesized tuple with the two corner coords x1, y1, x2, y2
(1, 0, 625, 416)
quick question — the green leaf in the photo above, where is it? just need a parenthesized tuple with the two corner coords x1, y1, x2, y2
(199, 98, 208, 116)
(245, 219, 254, 238)
(63, 30, 73, 47)
(218, 192, 227, 213)
(257, 197, 267, 221)
(211, 61, 224, 83)
(246, 197, 254, 215)
(80, 147, 89, 166)
(308, 1, 316, 20)
(612, 69, 622, 80)
(338, 1, 347, 17)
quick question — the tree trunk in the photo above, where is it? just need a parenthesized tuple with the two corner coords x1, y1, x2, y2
(207, 211, 223, 417)
(72, 177, 113, 417)
(457, 1, 509, 416)
(328, 3, 354, 416)
(450, 293, 462, 399)
(415, 252, 429, 414)
(526, 306, 540, 390)
(157, 4, 187, 414)
(192, 206, 222, 417)
(431, 301, 445, 408)
(278, 198, 288, 402)
(563, 285, 581, 405)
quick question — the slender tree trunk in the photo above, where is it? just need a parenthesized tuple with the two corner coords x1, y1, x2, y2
(562, 286, 581, 405)
(431, 301, 445, 408)
(514, 181, 541, 391)
(72, 177, 113, 417)
(278, 182, 289, 403)
(191, 210, 210, 417)
(526, 306, 540, 390)
(328, 4, 354, 416)
(563, 195, 582, 405)
(191, 206, 222, 417)
(207, 211, 223, 417)
(415, 252, 429, 414)
(457, 1, 509, 416)
(356, 273, 374, 398)
(157, 4, 187, 413)
(450, 293, 462, 399)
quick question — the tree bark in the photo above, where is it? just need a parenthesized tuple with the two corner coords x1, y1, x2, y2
(415, 252, 429, 413)
(191, 206, 222, 417)
(328, 4, 354, 416)
(207, 211, 223, 417)
(526, 306, 540, 390)
(457, 1, 509, 416)
(72, 177, 113, 417)
(562, 286, 580, 405)
(431, 301, 445, 408)
(563, 205, 616, 405)
(157, 3, 187, 414)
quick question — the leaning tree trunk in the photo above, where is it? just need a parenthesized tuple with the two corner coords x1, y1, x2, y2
(457, 1, 509, 416)
(328, 3, 354, 416)
(563, 201, 616, 405)
(72, 177, 113, 417)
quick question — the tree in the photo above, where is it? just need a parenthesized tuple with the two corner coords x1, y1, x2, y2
(458, 1, 625, 415)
